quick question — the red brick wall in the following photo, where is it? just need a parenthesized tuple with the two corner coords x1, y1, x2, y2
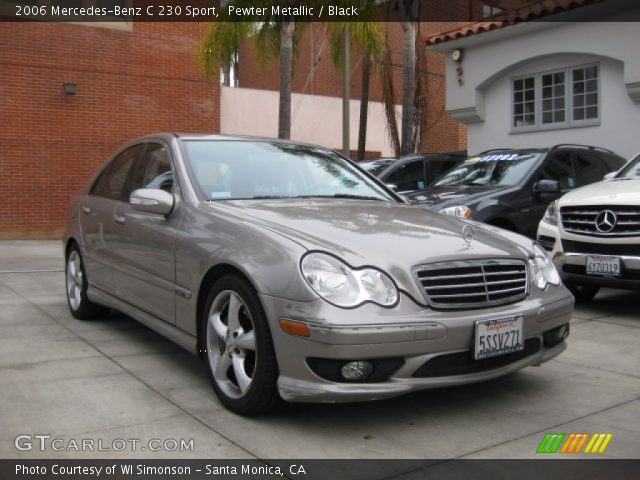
(0, 22, 219, 239)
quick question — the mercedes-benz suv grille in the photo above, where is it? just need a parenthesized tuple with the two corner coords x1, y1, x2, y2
(414, 259, 528, 309)
(561, 206, 640, 237)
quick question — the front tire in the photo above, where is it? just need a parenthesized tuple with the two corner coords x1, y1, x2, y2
(201, 275, 280, 415)
(65, 245, 110, 320)
(566, 283, 600, 303)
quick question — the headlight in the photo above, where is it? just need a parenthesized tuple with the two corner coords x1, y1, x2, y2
(529, 243, 561, 290)
(542, 200, 558, 226)
(301, 252, 398, 308)
(439, 205, 472, 219)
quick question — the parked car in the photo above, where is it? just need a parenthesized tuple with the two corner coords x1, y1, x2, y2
(64, 134, 573, 415)
(405, 145, 626, 238)
(537, 152, 640, 302)
(359, 152, 466, 194)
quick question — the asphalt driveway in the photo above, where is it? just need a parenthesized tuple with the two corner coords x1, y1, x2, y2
(1, 241, 638, 460)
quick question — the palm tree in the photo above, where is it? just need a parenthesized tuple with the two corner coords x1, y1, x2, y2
(398, 0, 420, 156)
(327, 21, 383, 161)
(200, 2, 307, 139)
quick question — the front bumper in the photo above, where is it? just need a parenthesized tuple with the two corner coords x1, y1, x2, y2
(537, 221, 640, 290)
(259, 289, 573, 403)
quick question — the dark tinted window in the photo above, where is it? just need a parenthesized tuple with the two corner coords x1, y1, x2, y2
(129, 143, 174, 195)
(539, 153, 575, 190)
(573, 153, 607, 186)
(91, 144, 143, 200)
(427, 159, 458, 184)
(385, 160, 426, 191)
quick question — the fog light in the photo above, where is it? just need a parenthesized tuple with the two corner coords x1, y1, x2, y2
(341, 361, 373, 381)
(543, 323, 570, 348)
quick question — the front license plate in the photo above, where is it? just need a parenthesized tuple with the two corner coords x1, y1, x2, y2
(586, 255, 621, 277)
(475, 316, 524, 360)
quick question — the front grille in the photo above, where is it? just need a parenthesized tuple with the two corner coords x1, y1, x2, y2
(561, 206, 640, 237)
(414, 259, 528, 309)
(562, 240, 640, 257)
(412, 338, 540, 378)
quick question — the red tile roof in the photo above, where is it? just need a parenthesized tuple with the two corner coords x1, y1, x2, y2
(427, 0, 605, 46)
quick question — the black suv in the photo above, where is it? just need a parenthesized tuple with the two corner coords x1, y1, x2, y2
(405, 145, 626, 238)
(359, 152, 466, 194)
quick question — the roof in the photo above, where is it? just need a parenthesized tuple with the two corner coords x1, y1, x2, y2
(427, 0, 605, 46)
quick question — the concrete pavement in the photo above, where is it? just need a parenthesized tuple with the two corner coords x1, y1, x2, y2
(0, 241, 638, 460)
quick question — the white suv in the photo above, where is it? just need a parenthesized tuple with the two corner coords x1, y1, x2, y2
(537, 153, 640, 302)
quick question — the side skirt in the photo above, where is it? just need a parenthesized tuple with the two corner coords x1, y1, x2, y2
(88, 286, 198, 356)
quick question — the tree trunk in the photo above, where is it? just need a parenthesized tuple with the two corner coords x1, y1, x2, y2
(222, 63, 231, 87)
(400, 21, 416, 156)
(357, 54, 371, 162)
(278, 21, 294, 140)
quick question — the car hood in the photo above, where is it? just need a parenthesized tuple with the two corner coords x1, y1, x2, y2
(405, 185, 507, 210)
(207, 199, 532, 302)
(559, 178, 640, 206)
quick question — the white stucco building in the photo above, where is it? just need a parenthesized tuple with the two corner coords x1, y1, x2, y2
(429, 0, 640, 159)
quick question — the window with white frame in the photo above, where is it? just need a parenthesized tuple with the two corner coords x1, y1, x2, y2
(512, 64, 599, 131)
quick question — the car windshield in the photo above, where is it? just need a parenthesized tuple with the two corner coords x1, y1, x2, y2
(433, 152, 542, 187)
(359, 159, 395, 176)
(617, 154, 640, 178)
(183, 140, 397, 202)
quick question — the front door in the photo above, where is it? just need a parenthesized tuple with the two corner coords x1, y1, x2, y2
(109, 142, 180, 324)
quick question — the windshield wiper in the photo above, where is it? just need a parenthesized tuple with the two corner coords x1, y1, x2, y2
(296, 194, 387, 202)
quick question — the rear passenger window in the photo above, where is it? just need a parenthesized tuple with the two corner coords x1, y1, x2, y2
(539, 153, 575, 190)
(91, 144, 144, 200)
(573, 153, 607, 186)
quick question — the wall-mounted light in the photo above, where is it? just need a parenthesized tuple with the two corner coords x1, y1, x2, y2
(452, 49, 465, 85)
(62, 83, 77, 95)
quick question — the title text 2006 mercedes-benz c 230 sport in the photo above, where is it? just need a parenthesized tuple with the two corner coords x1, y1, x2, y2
(64, 134, 574, 415)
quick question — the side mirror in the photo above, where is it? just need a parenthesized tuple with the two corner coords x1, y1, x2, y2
(130, 188, 174, 215)
(603, 171, 617, 180)
(386, 183, 398, 191)
(534, 179, 561, 194)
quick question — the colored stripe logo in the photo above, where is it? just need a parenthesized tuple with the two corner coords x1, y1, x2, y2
(536, 433, 613, 454)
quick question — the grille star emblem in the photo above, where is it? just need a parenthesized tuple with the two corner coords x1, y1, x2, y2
(462, 225, 474, 246)
(595, 210, 617, 233)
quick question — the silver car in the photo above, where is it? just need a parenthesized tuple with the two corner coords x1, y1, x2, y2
(64, 134, 573, 415)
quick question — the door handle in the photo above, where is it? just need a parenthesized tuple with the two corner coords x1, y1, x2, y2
(81, 206, 92, 214)
(113, 214, 126, 225)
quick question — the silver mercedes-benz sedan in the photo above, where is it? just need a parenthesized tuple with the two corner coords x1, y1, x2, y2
(64, 134, 573, 415)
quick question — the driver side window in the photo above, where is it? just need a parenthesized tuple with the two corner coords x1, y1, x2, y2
(539, 153, 575, 190)
(128, 143, 174, 199)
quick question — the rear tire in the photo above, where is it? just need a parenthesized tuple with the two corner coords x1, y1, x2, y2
(65, 245, 110, 320)
(200, 274, 281, 415)
(566, 283, 600, 303)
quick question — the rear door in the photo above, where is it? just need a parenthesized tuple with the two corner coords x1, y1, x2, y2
(572, 151, 609, 187)
(80, 144, 144, 294)
(110, 142, 180, 324)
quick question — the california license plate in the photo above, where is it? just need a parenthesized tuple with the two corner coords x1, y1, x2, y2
(475, 316, 524, 360)
(586, 255, 620, 277)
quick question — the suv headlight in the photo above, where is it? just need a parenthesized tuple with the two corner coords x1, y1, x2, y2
(301, 252, 398, 308)
(542, 200, 558, 226)
(529, 243, 561, 290)
(439, 205, 472, 219)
